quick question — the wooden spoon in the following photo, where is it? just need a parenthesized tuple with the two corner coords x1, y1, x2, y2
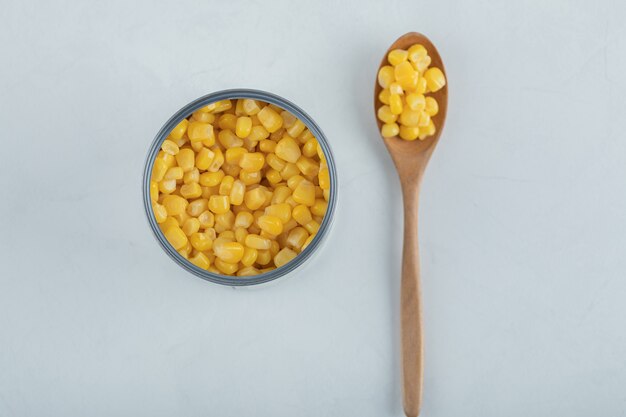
(374, 32, 448, 417)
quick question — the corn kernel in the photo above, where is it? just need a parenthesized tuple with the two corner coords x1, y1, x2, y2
(208, 148, 224, 172)
(218, 114, 237, 130)
(287, 175, 305, 190)
(318, 168, 330, 190)
(378, 88, 391, 105)
(274, 247, 297, 268)
(208, 195, 230, 214)
(394, 61, 418, 90)
(424, 96, 439, 116)
(163, 195, 188, 216)
(248, 125, 269, 142)
(280, 163, 300, 180)
(257, 106, 283, 133)
(296, 156, 319, 176)
(259, 139, 276, 153)
(229, 180, 246, 206)
(151, 158, 168, 182)
(257, 215, 283, 235)
(413, 55, 431, 73)
(175, 148, 195, 173)
(265, 203, 292, 224)
(235, 117, 252, 138)
(218, 175, 234, 196)
(416, 77, 428, 95)
(195, 147, 215, 171)
(164, 225, 188, 250)
(222, 163, 241, 177)
(302, 234, 315, 250)
(214, 258, 238, 275)
(242, 99, 261, 115)
(424, 67, 446, 92)
(188, 122, 215, 145)
(389, 82, 404, 95)
(240, 247, 258, 267)
(275, 136, 301, 163)
(287, 119, 306, 138)
(153, 203, 167, 223)
(302, 138, 318, 158)
(218, 129, 244, 149)
(239, 152, 265, 171)
(150, 181, 159, 202)
(286, 227, 309, 250)
(159, 179, 177, 194)
(266, 168, 282, 185)
(189, 252, 210, 269)
(169, 119, 189, 140)
(418, 111, 431, 127)
(239, 169, 262, 185)
(199, 170, 224, 187)
(238, 266, 260, 276)
(399, 125, 420, 141)
(292, 180, 315, 206)
(245, 234, 272, 250)
(213, 241, 244, 263)
(187, 199, 208, 216)
(182, 218, 200, 236)
(192, 111, 215, 123)
(292, 204, 313, 226)
(304, 220, 320, 234)
(389, 94, 403, 114)
(244, 188, 266, 210)
(267, 153, 287, 171)
(377, 105, 397, 124)
(184, 168, 200, 184)
(388, 48, 408, 65)
(198, 211, 215, 228)
(381, 123, 399, 137)
(161, 140, 179, 155)
(212, 100, 233, 113)
(311, 199, 328, 216)
(180, 182, 202, 199)
(377, 65, 395, 88)
(400, 108, 421, 127)
(256, 249, 272, 266)
(234, 211, 254, 228)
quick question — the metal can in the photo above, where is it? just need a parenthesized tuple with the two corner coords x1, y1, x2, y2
(142, 89, 338, 286)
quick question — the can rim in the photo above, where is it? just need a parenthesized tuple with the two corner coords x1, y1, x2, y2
(142, 89, 338, 286)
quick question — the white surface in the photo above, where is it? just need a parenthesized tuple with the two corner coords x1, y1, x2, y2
(1, 0, 626, 416)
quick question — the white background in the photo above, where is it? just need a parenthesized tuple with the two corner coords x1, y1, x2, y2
(1, 0, 625, 416)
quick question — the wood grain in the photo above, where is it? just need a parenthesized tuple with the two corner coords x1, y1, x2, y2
(373, 32, 448, 417)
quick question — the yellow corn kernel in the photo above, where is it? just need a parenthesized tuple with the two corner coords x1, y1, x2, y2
(152, 203, 167, 223)
(234, 227, 247, 244)
(377, 65, 395, 88)
(187, 122, 215, 145)
(178, 247, 190, 259)
(217, 114, 236, 131)
(237, 266, 260, 276)
(280, 163, 300, 180)
(275, 136, 301, 163)
(212, 100, 233, 113)
(293, 204, 314, 226)
(406, 93, 426, 112)
(173, 136, 188, 147)
(159, 216, 178, 231)
(214, 258, 238, 275)
(284, 118, 304, 137)
(224, 147, 246, 166)
(388, 48, 408, 65)
(213, 241, 244, 263)
(419, 119, 436, 139)
(259, 139, 276, 153)
(295, 156, 319, 176)
(281, 110, 297, 130)
(222, 163, 241, 178)
(173, 211, 190, 227)
(239, 152, 265, 171)
(244, 234, 272, 250)
(265, 203, 291, 224)
(151, 158, 168, 182)
(311, 199, 328, 217)
(184, 168, 200, 184)
(399, 125, 420, 140)
(256, 249, 272, 266)
(208, 148, 224, 172)
(400, 108, 421, 127)
(229, 180, 246, 206)
(271, 186, 291, 204)
(424, 67, 446, 92)
(292, 180, 315, 206)
(244, 187, 266, 210)
(240, 247, 258, 267)
(158, 179, 177, 194)
(394, 61, 418, 90)
(239, 169, 262, 185)
(268, 240, 279, 257)
(413, 55, 431, 73)
(162, 195, 188, 216)
(257, 215, 283, 235)
(257, 106, 283, 133)
(189, 252, 210, 270)
(150, 180, 159, 202)
(302, 234, 315, 250)
(235, 116, 252, 138)
(174, 148, 194, 173)
(199, 170, 224, 187)
(190, 140, 203, 152)
(204, 228, 217, 240)
(169, 119, 188, 140)
(232, 213, 252, 229)
(182, 218, 200, 236)
(266, 168, 282, 185)
(286, 227, 309, 250)
(242, 99, 261, 115)
(381, 123, 400, 137)
(267, 153, 287, 171)
(399, 125, 420, 141)
(216, 211, 236, 233)
(287, 175, 305, 190)
(161, 140, 179, 155)
(274, 247, 297, 268)
(318, 168, 330, 190)
(418, 111, 430, 127)
(208, 195, 230, 214)
(164, 225, 188, 250)
(304, 220, 320, 234)
(377, 105, 397, 124)
(217, 175, 233, 196)
(389, 82, 403, 95)
(218, 129, 244, 149)
(180, 182, 202, 199)
(407, 44, 427, 61)
(195, 147, 215, 171)
(158, 151, 176, 167)
(247, 125, 270, 142)
(378, 89, 391, 106)
(163, 168, 183, 183)
(415, 76, 427, 95)
(187, 199, 208, 217)
(216, 231, 235, 242)
(198, 210, 215, 228)
(302, 138, 318, 158)
(424, 96, 439, 116)
(389, 94, 403, 115)
(192, 110, 215, 123)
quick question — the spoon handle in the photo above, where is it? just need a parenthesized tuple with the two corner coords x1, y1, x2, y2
(400, 181, 423, 417)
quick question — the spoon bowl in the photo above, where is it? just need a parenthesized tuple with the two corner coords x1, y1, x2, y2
(374, 32, 448, 417)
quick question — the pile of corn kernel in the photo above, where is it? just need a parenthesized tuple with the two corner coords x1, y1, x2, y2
(150, 99, 330, 277)
(377, 44, 446, 140)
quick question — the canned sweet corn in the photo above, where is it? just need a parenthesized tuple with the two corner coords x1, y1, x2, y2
(143, 89, 337, 286)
